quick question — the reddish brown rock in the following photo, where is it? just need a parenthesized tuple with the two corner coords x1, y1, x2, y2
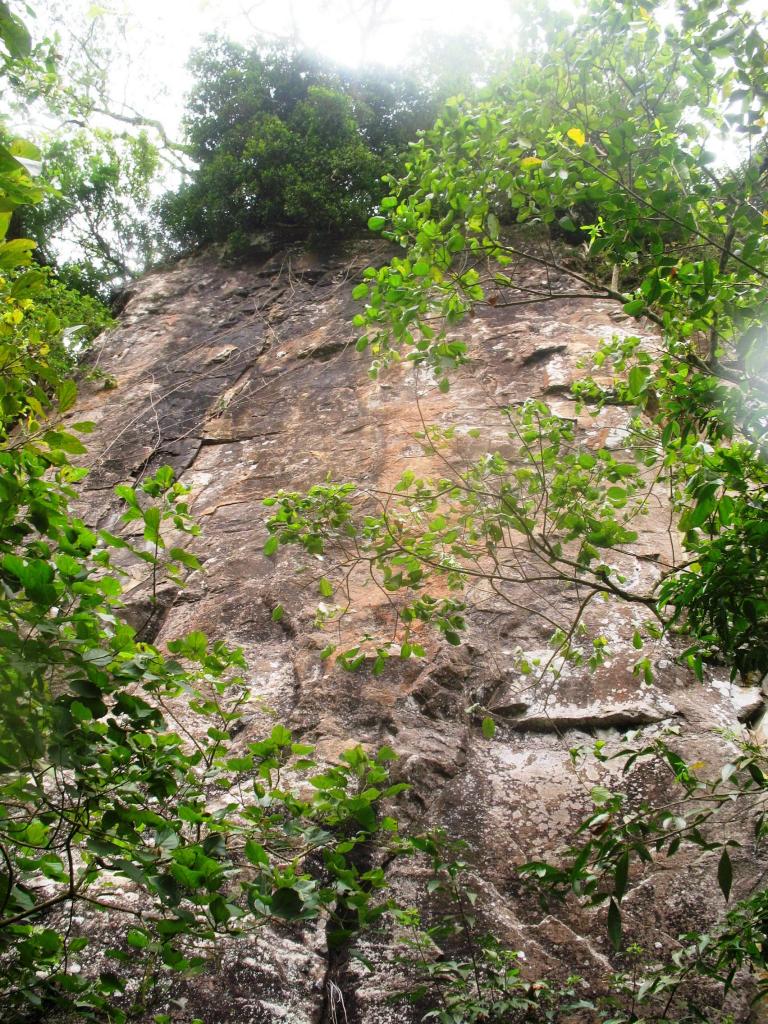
(68, 244, 765, 1022)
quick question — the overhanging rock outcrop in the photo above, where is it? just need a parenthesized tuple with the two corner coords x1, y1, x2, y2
(69, 243, 765, 1023)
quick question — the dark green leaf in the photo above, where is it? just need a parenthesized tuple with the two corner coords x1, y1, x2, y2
(717, 847, 732, 901)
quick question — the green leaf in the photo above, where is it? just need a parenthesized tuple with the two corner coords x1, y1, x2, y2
(143, 506, 161, 541)
(717, 847, 732, 901)
(310, 773, 338, 790)
(368, 216, 386, 231)
(56, 379, 78, 414)
(613, 851, 629, 901)
(627, 366, 649, 397)
(318, 577, 333, 598)
(42, 430, 87, 455)
(607, 896, 622, 950)
(9, 138, 41, 161)
(623, 298, 645, 316)
(263, 535, 279, 556)
(127, 928, 150, 949)
(591, 785, 612, 806)
(271, 887, 304, 920)
(481, 716, 496, 739)
(115, 484, 139, 508)
(209, 895, 231, 924)
(182, 631, 208, 658)
(0, 5, 31, 58)
(0, 237, 35, 270)
(687, 492, 717, 528)
(71, 701, 94, 722)
(169, 547, 202, 570)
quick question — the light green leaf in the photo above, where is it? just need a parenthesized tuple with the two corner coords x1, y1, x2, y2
(263, 535, 279, 556)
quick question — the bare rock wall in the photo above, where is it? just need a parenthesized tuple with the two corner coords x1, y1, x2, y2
(67, 244, 765, 1022)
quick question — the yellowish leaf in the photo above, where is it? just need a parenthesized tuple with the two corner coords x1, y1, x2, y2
(520, 156, 543, 169)
(567, 127, 586, 147)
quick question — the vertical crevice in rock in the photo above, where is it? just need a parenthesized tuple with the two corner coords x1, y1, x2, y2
(316, 841, 377, 1024)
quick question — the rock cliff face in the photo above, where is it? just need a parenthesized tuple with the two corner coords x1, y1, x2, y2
(71, 243, 764, 1022)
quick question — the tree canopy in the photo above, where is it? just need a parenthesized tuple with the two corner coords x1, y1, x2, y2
(159, 37, 498, 255)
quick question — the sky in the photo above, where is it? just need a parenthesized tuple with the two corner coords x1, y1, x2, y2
(23, 0, 768, 272)
(40, 0, 522, 144)
(117, 0, 520, 67)
(35, 0, 766, 174)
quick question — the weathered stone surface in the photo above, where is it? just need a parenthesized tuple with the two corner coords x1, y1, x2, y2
(68, 244, 766, 1022)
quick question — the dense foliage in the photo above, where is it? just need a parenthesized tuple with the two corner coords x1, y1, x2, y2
(2, 0, 182, 297)
(17, 129, 161, 297)
(159, 38, 494, 255)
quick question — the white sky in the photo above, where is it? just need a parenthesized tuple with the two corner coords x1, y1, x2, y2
(27, 0, 768, 181)
(38, 0, 766, 156)
(41, 0, 522, 142)
(117, 0, 519, 66)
